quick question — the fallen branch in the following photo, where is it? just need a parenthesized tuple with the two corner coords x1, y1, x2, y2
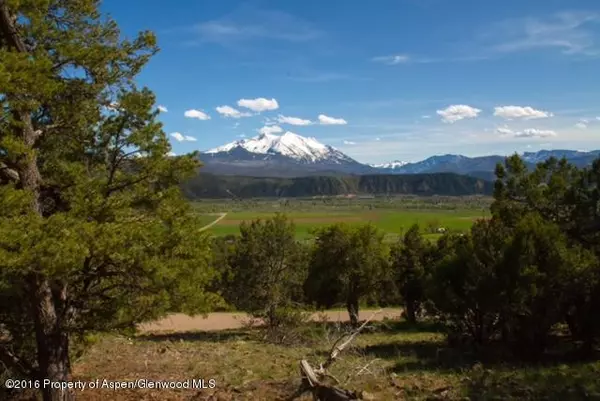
(290, 310, 383, 401)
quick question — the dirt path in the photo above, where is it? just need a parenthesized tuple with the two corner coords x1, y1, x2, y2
(199, 212, 227, 232)
(139, 308, 402, 333)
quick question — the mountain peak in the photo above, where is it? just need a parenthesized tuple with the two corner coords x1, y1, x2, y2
(204, 132, 354, 164)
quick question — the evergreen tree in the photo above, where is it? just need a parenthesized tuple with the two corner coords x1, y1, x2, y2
(0, 1, 218, 400)
(228, 214, 308, 327)
(306, 223, 389, 326)
(390, 224, 431, 323)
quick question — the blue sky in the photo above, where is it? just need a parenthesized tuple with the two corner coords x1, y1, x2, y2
(102, 0, 600, 163)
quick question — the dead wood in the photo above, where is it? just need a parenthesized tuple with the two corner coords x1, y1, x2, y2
(289, 310, 383, 401)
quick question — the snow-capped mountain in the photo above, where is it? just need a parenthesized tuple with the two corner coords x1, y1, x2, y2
(199, 132, 375, 177)
(369, 160, 408, 169)
(197, 131, 600, 179)
(205, 132, 354, 164)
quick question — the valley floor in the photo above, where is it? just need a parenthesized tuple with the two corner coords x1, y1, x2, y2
(192, 196, 492, 240)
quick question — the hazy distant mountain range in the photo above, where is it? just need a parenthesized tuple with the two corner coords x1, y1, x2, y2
(198, 133, 600, 180)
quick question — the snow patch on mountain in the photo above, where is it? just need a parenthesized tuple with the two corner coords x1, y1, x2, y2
(369, 160, 408, 169)
(205, 132, 354, 163)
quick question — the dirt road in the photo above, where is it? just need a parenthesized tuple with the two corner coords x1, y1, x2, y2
(198, 212, 227, 232)
(139, 308, 402, 333)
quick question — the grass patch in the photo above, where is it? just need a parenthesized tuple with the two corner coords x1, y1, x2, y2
(201, 209, 486, 240)
(71, 318, 600, 400)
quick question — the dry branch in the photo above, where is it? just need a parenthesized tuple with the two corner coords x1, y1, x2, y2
(290, 309, 383, 401)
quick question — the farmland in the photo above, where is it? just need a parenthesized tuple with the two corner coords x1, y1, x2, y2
(192, 196, 492, 240)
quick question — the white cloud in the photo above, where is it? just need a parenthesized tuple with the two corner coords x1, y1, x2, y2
(167, 151, 176, 156)
(238, 133, 246, 138)
(318, 114, 348, 125)
(421, 115, 431, 119)
(258, 125, 283, 135)
(493, 105, 553, 120)
(372, 54, 411, 65)
(597, 117, 600, 121)
(437, 105, 482, 123)
(184, 109, 211, 120)
(495, 127, 515, 136)
(497, 127, 557, 138)
(375, 137, 381, 141)
(343, 140, 356, 145)
(575, 122, 588, 129)
(277, 114, 312, 126)
(516, 129, 558, 138)
(170, 132, 197, 142)
(157, 105, 168, 113)
(237, 97, 279, 112)
(216, 105, 252, 118)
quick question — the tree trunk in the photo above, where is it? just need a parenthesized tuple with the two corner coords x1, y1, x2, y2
(1, 3, 74, 400)
(346, 297, 359, 327)
(404, 302, 416, 324)
(31, 279, 74, 401)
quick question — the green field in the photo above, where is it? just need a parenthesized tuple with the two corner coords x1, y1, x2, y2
(199, 208, 487, 241)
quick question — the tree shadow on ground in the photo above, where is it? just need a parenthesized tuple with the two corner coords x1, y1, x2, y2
(463, 362, 600, 401)
(369, 319, 445, 334)
(137, 328, 254, 343)
(362, 335, 600, 374)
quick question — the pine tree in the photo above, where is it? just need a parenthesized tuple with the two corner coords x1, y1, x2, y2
(0, 1, 218, 400)
(390, 224, 429, 323)
(306, 223, 388, 326)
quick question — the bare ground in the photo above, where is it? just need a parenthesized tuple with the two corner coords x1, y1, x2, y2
(139, 309, 402, 333)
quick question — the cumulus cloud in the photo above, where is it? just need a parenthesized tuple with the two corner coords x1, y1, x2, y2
(237, 97, 279, 112)
(184, 109, 211, 120)
(157, 105, 168, 113)
(277, 114, 312, 126)
(343, 140, 356, 145)
(318, 114, 348, 125)
(575, 122, 588, 129)
(258, 125, 284, 135)
(170, 132, 197, 142)
(216, 105, 252, 118)
(496, 127, 557, 138)
(166, 151, 176, 156)
(516, 129, 558, 138)
(493, 106, 553, 120)
(495, 127, 515, 136)
(437, 105, 482, 123)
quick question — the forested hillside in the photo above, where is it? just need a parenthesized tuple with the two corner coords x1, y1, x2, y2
(182, 172, 493, 198)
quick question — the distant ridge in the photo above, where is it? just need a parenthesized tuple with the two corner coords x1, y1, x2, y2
(182, 172, 492, 199)
(198, 133, 600, 179)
